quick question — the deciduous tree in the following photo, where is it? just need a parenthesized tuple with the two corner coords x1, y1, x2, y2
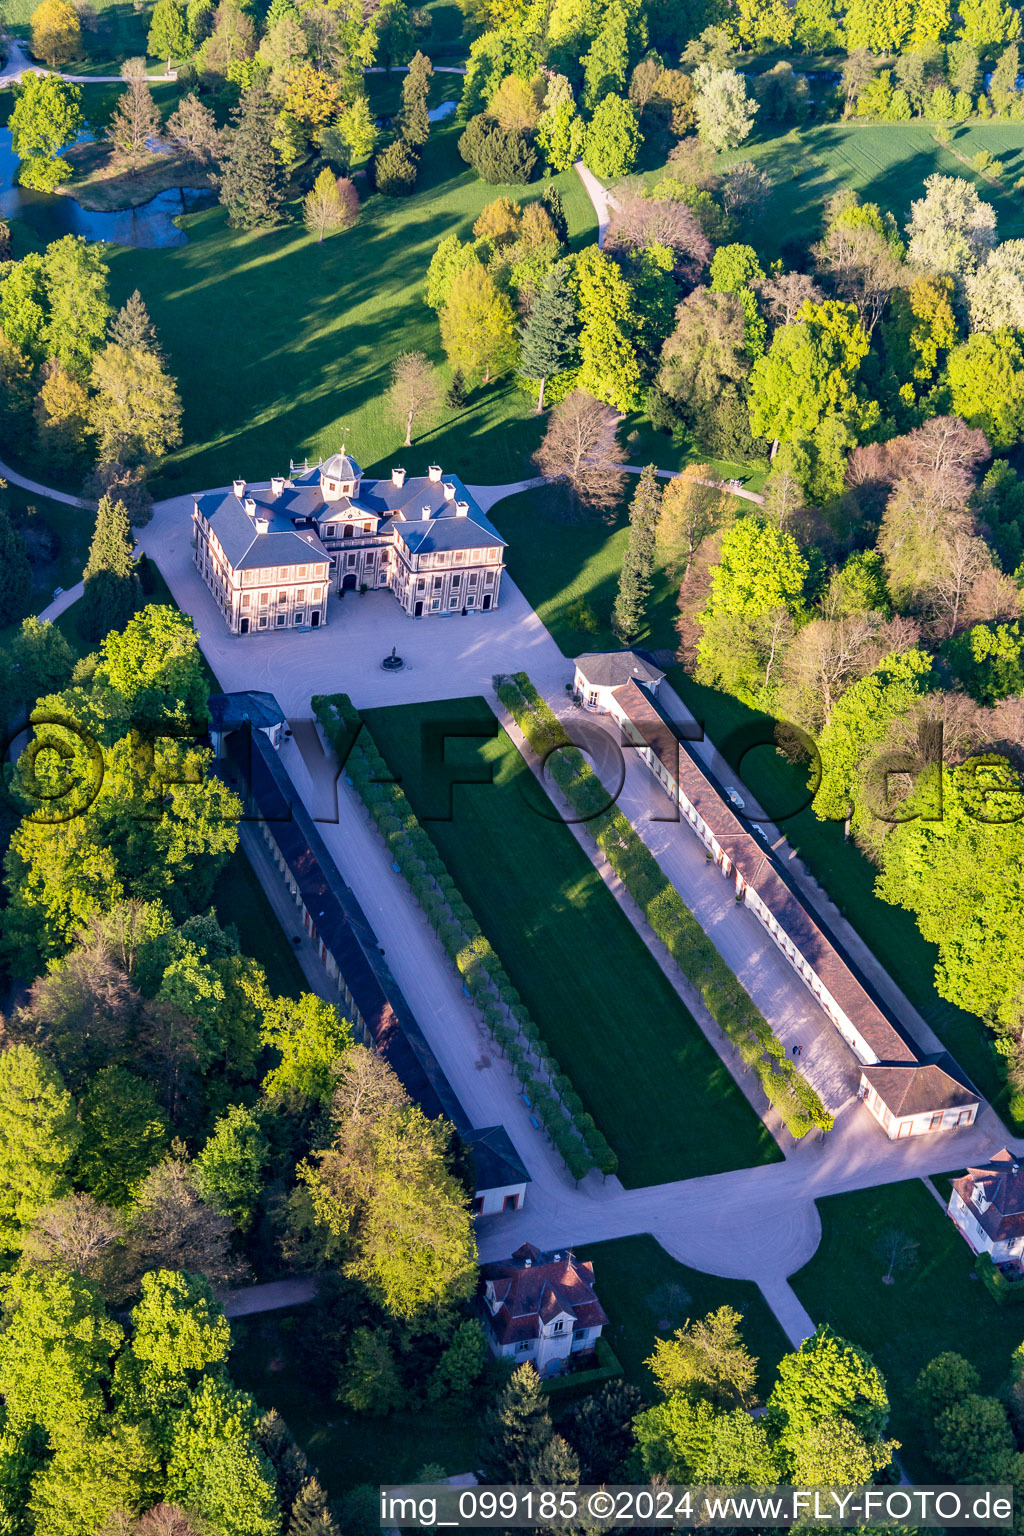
(439, 263, 518, 385)
(303, 169, 357, 242)
(532, 387, 627, 515)
(148, 0, 189, 70)
(90, 343, 183, 468)
(388, 350, 442, 445)
(0, 1046, 80, 1253)
(9, 73, 83, 190)
(30, 0, 81, 67)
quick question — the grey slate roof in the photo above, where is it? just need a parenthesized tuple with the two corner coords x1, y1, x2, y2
(465, 1125, 531, 1194)
(194, 464, 504, 573)
(574, 650, 665, 689)
(209, 691, 285, 734)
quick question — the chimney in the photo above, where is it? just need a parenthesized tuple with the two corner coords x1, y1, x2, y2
(455, 500, 469, 518)
(254, 514, 270, 534)
(443, 481, 456, 500)
(391, 467, 406, 488)
(233, 479, 246, 499)
(244, 496, 257, 516)
(524, 1259, 532, 1267)
(421, 504, 432, 520)
(271, 475, 285, 497)
(428, 464, 442, 483)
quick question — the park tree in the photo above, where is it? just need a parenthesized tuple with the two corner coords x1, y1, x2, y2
(966, 241, 1024, 331)
(656, 288, 752, 460)
(696, 516, 808, 705)
(81, 488, 144, 641)
(905, 173, 997, 278)
(458, 114, 536, 183)
(583, 93, 641, 177)
(21, 1192, 123, 1291)
(790, 1413, 897, 1483)
(693, 65, 757, 151)
(0, 1268, 122, 1438)
(8, 617, 75, 709)
(843, 0, 914, 49)
(532, 388, 627, 516)
(427, 1319, 488, 1408)
(582, 0, 630, 107)
(338, 1327, 405, 1415)
(572, 245, 642, 412)
(768, 1326, 892, 1463)
(165, 93, 221, 163)
(200, 0, 257, 75)
(0, 1046, 80, 1253)
(814, 201, 905, 336)
(479, 1365, 552, 1481)
(30, 0, 81, 67)
(194, 1104, 269, 1232)
(126, 1157, 242, 1288)
(43, 235, 112, 379)
(948, 620, 1024, 703)
(108, 59, 162, 173)
(944, 331, 1024, 450)
(881, 275, 957, 406)
(748, 298, 871, 448)
(388, 351, 442, 446)
(165, 1378, 280, 1536)
(957, 0, 1021, 46)
(217, 85, 284, 228)
(990, 42, 1021, 110)
(916, 1353, 982, 1422)
(374, 136, 420, 196)
(260, 992, 351, 1105)
(657, 466, 728, 579)
(300, 1048, 477, 1321)
(148, 0, 189, 69)
(612, 464, 662, 641)
(281, 62, 341, 134)
(76, 1066, 168, 1205)
(439, 264, 518, 385)
(9, 74, 84, 190)
(90, 343, 183, 468)
(490, 73, 542, 133)
(111, 290, 162, 356)
(117, 1268, 231, 1433)
(536, 100, 587, 171)
(647, 1306, 758, 1409)
(875, 757, 1024, 1029)
(398, 49, 433, 146)
(518, 263, 577, 411)
(34, 360, 89, 466)
(303, 170, 358, 243)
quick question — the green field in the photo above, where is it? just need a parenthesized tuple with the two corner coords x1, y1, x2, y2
(711, 121, 1024, 261)
(362, 696, 780, 1188)
(791, 1180, 1024, 1473)
(94, 101, 596, 498)
(576, 1235, 790, 1398)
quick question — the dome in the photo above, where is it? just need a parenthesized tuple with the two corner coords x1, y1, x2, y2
(320, 451, 362, 483)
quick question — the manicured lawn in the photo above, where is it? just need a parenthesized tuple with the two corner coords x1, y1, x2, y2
(102, 107, 597, 497)
(362, 696, 780, 1187)
(229, 1308, 479, 1498)
(212, 845, 308, 999)
(640, 121, 1024, 263)
(791, 1180, 1024, 1473)
(574, 1235, 790, 1401)
(490, 481, 746, 660)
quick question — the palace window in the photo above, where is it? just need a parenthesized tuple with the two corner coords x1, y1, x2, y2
(296, 589, 305, 603)
(276, 614, 286, 626)
(325, 525, 335, 537)
(242, 594, 251, 607)
(259, 592, 269, 606)
(278, 590, 287, 603)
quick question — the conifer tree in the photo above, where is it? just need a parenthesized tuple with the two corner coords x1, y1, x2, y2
(216, 84, 284, 228)
(519, 264, 577, 412)
(445, 367, 467, 408)
(288, 1477, 341, 1535)
(478, 1364, 553, 1482)
(612, 463, 661, 641)
(110, 290, 162, 356)
(398, 50, 433, 147)
(81, 494, 142, 641)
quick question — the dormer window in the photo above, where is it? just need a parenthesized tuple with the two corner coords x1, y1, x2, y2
(552, 1319, 565, 1333)
(324, 525, 336, 538)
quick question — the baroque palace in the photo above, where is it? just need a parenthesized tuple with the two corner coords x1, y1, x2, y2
(192, 451, 507, 634)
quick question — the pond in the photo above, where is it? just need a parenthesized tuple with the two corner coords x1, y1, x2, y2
(0, 128, 213, 247)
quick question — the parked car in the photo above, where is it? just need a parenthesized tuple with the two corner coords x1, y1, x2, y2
(725, 786, 746, 810)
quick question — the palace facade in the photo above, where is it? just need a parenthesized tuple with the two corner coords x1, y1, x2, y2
(192, 452, 507, 634)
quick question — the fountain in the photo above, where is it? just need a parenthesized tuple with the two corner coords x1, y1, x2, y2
(381, 645, 405, 673)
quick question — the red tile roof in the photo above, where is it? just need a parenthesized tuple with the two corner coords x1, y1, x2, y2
(953, 1149, 1024, 1242)
(609, 679, 980, 1124)
(480, 1243, 608, 1346)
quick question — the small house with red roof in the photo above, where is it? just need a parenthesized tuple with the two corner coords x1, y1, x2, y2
(948, 1150, 1024, 1264)
(479, 1243, 608, 1377)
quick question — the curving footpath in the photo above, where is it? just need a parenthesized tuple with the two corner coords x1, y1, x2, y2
(12, 453, 1019, 1343)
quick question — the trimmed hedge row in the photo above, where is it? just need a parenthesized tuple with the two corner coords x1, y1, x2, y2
(311, 693, 615, 1183)
(494, 672, 833, 1141)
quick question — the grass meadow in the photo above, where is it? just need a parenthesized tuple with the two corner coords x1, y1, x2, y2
(362, 695, 781, 1188)
(791, 1179, 1024, 1473)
